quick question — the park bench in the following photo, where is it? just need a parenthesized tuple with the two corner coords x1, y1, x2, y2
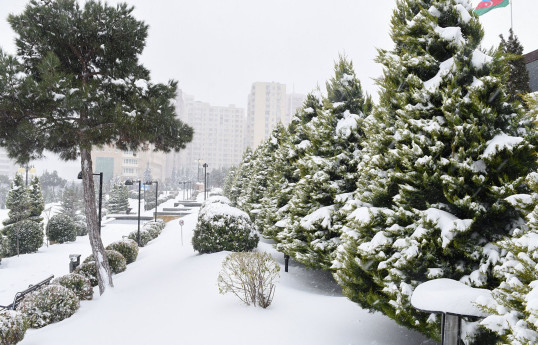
(0, 275, 54, 311)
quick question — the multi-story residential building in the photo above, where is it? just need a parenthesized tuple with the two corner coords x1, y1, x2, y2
(286, 92, 307, 124)
(91, 145, 167, 184)
(172, 93, 245, 180)
(245, 82, 287, 149)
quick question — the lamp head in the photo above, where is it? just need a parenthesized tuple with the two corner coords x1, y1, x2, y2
(124, 179, 134, 186)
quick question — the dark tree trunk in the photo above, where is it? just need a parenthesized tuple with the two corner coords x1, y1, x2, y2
(80, 147, 113, 294)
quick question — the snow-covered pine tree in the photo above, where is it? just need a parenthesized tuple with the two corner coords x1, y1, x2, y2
(143, 164, 152, 184)
(107, 184, 129, 213)
(499, 28, 531, 104)
(60, 183, 82, 221)
(480, 93, 538, 344)
(226, 148, 253, 206)
(334, 0, 536, 340)
(223, 166, 238, 198)
(0, 0, 193, 294)
(277, 57, 367, 270)
(28, 175, 44, 223)
(259, 93, 324, 242)
(2, 174, 29, 226)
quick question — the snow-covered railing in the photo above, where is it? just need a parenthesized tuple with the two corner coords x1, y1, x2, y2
(411, 279, 492, 345)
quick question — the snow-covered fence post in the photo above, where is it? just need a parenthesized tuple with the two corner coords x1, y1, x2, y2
(411, 279, 492, 345)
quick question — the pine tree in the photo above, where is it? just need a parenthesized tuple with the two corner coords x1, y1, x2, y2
(334, 0, 536, 340)
(27, 175, 44, 223)
(2, 174, 29, 226)
(107, 184, 129, 213)
(499, 28, 531, 104)
(278, 57, 368, 270)
(60, 183, 82, 222)
(0, 0, 193, 294)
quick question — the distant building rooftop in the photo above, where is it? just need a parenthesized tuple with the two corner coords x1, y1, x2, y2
(524, 49, 538, 64)
(525, 49, 538, 92)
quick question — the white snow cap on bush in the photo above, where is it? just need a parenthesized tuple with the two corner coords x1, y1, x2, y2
(199, 202, 250, 222)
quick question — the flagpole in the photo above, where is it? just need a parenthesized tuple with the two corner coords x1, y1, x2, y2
(510, 0, 513, 31)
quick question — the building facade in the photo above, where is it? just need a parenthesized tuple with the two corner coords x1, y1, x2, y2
(0, 148, 17, 178)
(525, 49, 538, 92)
(173, 93, 245, 180)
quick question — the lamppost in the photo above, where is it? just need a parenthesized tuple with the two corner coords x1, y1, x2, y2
(145, 180, 158, 222)
(78, 171, 103, 234)
(182, 181, 186, 200)
(197, 158, 201, 182)
(203, 163, 208, 200)
(125, 179, 142, 246)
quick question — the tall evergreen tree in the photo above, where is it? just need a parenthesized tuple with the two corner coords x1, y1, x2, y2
(2, 174, 29, 226)
(107, 184, 129, 213)
(0, 0, 193, 294)
(334, 0, 536, 340)
(278, 57, 368, 270)
(499, 28, 531, 104)
(27, 175, 44, 223)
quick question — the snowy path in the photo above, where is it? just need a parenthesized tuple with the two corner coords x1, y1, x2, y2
(9, 203, 435, 345)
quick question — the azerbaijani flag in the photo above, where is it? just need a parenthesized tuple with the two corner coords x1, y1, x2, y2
(474, 0, 510, 16)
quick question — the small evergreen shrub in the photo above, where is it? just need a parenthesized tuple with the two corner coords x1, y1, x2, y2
(52, 273, 93, 301)
(192, 202, 258, 254)
(127, 230, 152, 247)
(74, 262, 98, 287)
(127, 220, 165, 247)
(3, 220, 43, 256)
(0, 310, 27, 345)
(218, 252, 280, 308)
(18, 285, 79, 328)
(83, 250, 126, 274)
(75, 221, 88, 236)
(106, 239, 138, 264)
(46, 214, 77, 243)
(0, 235, 7, 263)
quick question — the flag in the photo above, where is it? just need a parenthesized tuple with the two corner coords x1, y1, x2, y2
(474, 0, 510, 16)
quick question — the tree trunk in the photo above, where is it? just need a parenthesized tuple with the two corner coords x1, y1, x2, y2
(80, 147, 113, 294)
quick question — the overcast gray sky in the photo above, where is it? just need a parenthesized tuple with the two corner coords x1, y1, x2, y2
(0, 0, 536, 178)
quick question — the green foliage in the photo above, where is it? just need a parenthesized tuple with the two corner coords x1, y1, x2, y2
(127, 220, 165, 247)
(0, 310, 27, 345)
(218, 252, 280, 308)
(192, 202, 259, 254)
(39, 170, 66, 203)
(73, 262, 98, 287)
(83, 250, 126, 274)
(52, 273, 93, 301)
(18, 285, 79, 328)
(74, 221, 88, 237)
(27, 176, 44, 223)
(59, 183, 83, 221)
(106, 239, 138, 264)
(2, 174, 29, 227)
(107, 184, 130, 213)
(46, 214, 77, 244)
(3, 220, 44, 256)
(499, 28, 531, 104)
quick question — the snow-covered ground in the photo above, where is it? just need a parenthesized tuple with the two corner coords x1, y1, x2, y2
(1, 197, 436, 345)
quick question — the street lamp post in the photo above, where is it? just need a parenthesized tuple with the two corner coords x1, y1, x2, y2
(78, 171, 103, 234)
(182, 181, 186, 200)
(203, 163, 208, 200)
(125, 179, 142, 246)
(145, 180, 159, 222)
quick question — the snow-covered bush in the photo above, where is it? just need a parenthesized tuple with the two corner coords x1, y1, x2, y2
(73, 262, 98, 287)
(3, 220, 43, 256)
(127, 220, 165, 247)
(0, 235, 7, 263)
(106, 239, 138, 264)
(209, 188, 223, 196)
(52, 273, 93, 301)
(46, 214, 77, 243)
(192, 202, 259, 254)
(217, 252, 280, 308)
(0, 310, 27, 345)
(204, 195, 232, 206)
(74, 221, 87, 237)
(18, 285, 79, 328)
(84, 250, 126, 274)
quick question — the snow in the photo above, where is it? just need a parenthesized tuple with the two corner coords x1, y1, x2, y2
(423, 57, 455, 91)
(454, 4, 472, 23)
(411, 279, 492, 317)
(471, 50, 493, 69)
(335, 110, 360, 138)
(482, 133, 524, 158)
(0, 196, 432, 345)
(300, 206, 334, 230)
(424, 208, 472, 248)
(434, 26, 465, 47)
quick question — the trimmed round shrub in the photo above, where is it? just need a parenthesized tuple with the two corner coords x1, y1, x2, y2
(75, 221, 88, 236)
(18, 285, 79, 328)
(74, 262, 98, 287)
(46, 214, 77, 243)
(127, 230, 152, 247)
(52, 273, 93, 301)
(106, 239, 138, 264)
(3, 220, 44, 256)
(0, 310, 27, 345)
(83, 250, 126, 274)
(204, 195, 231, 206)
(192, 202, 259, 254)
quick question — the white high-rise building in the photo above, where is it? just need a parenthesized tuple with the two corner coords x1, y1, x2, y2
(173, 93, 245, 180)
(0, 148, 17, 178)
